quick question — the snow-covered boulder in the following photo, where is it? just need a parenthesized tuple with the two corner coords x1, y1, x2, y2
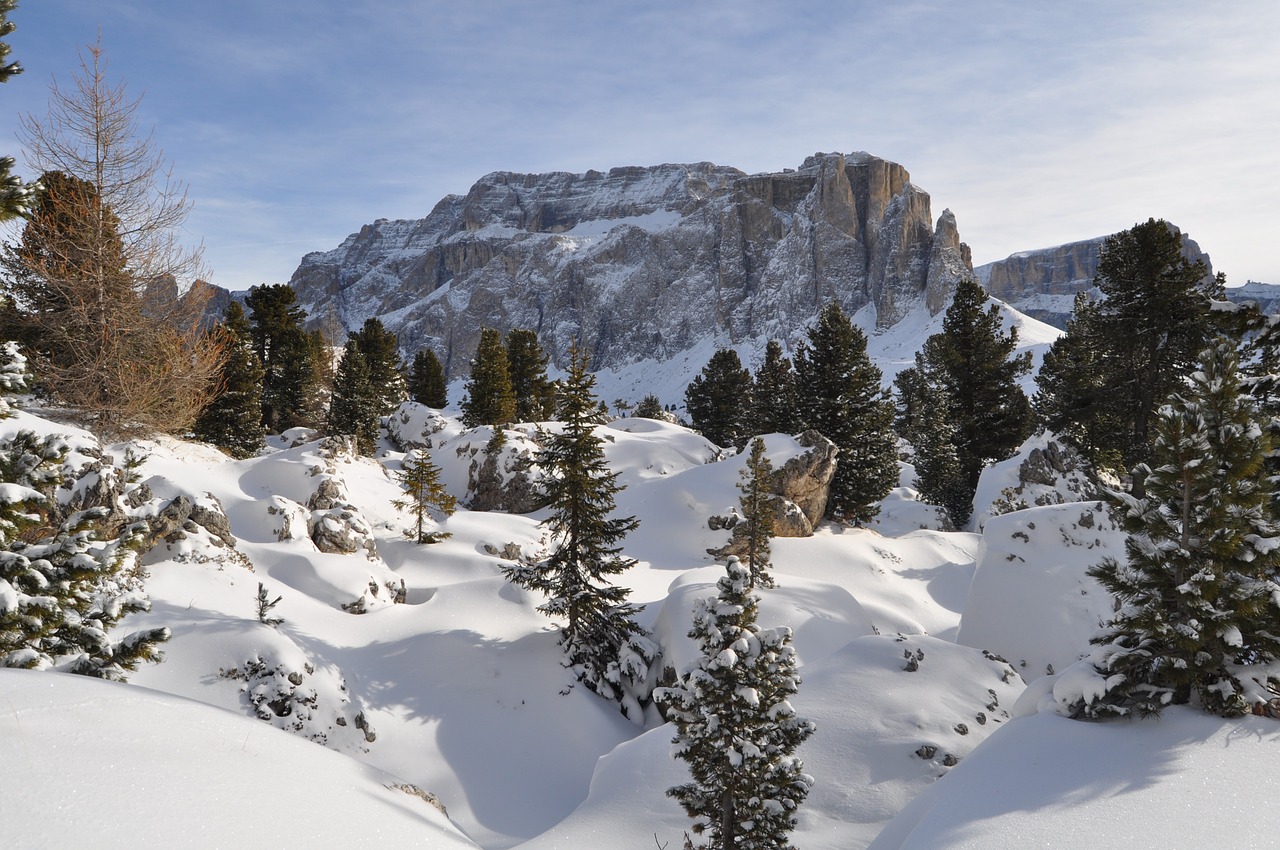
(956, 501, 1122, 679)
(971, 431, 1096, 531)
(387, 400, 449, 449)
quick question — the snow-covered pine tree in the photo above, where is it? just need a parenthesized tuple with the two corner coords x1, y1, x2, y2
(794, 303, 896, 524)
(408, 347, 448, 409)
(753, 340, 800, 437)
(502, 343, 657, 721)
(657, 558, 814, 850)
(685, 348, 753, 450)
(1239, 308, 1280, 515)
(0, 1, 37, 222)
(0, 339, 28, 419)
(506, 328, 556, 423)
(1078, 339, 1280, 718)
(461, 327, 516, 428)
(0, 430, 168, 677)
(393, 449, 456, 544)
(193, 301, 265, 458)
(732, 437, 776, 588)
(327, 339, 379, 455)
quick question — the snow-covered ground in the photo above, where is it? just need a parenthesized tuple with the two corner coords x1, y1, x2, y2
(2, 402, 1276, 849)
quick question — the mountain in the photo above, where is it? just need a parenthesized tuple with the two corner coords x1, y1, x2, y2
(973, 227, 1216, 328)
(286, 152, 973, 380)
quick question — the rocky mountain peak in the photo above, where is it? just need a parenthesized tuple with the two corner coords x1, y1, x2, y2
(287, 151, 973, 379)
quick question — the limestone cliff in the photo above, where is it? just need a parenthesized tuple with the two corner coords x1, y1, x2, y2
(287, 152, 972, 377)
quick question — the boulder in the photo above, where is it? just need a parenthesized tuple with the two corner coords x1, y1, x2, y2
(770, 430, 838, 528)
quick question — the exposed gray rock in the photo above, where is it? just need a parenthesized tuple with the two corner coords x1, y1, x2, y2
(770, 430, 838, 528)
(710, 431, 837, 558)
(287, 152, 972, 377)
(143, 493, 237, 550)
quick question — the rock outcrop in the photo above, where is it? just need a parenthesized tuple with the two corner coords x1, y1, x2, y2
(287, 152, 972, 377)
(710, 430, 838, 556)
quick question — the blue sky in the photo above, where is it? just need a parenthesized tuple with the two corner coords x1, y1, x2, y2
(2, 0, 1278, 291)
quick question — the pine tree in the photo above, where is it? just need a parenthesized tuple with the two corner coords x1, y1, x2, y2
(919, 278, 1033, 493)
(1240, 308, 1280, 514)
(1034, 293, 1118, 463)
(896, 357, 971, 527)
(753, 340, 800, 436)
(502, 344, 656, 720)
(685, 348, 753, 450)
(0, 430, 169, 677)
(634, 394, 665, 419)
(350, 317, 405, 416)
(794, 304, 897, 524)
(0, 1, 36, 221)
(657, 558, 815, 850)
(409, 348, 448, 408)
(1078, 340, 1280, 719)
(506, 328, 556, 423)
(0, 339, 28, 419)
(327, 339, 379, 455)
(901, 278, 1032, 526)
(193, 302, 265, 458)
(461, 328, 516, 428)
(1036, 220, 1225, 474)
(393, 449, 456, 544)
(303, 329, 336, 427)
(732, 437, 776, 588)
(245, 284, 319, 433)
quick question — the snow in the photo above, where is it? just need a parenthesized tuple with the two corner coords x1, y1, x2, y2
(867, 707, 1280, 849)
(0, 668, 478, 849)
(5, 401, 1280, 849)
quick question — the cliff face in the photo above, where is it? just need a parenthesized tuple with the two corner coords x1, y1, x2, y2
(974, 228, 1214, 328)
(287, 152, 972, 377)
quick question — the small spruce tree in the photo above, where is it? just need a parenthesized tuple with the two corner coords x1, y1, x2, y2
(461, 327, 516, 428)
(393, 449, 456, 544)
(502, 344, 656, 720)
(409, 348, 448, 408)
(657, 558, 815, 850)
(254, 582, 283, 628)
(731, 437, 776, 588)
(634, 394, 665, 419)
